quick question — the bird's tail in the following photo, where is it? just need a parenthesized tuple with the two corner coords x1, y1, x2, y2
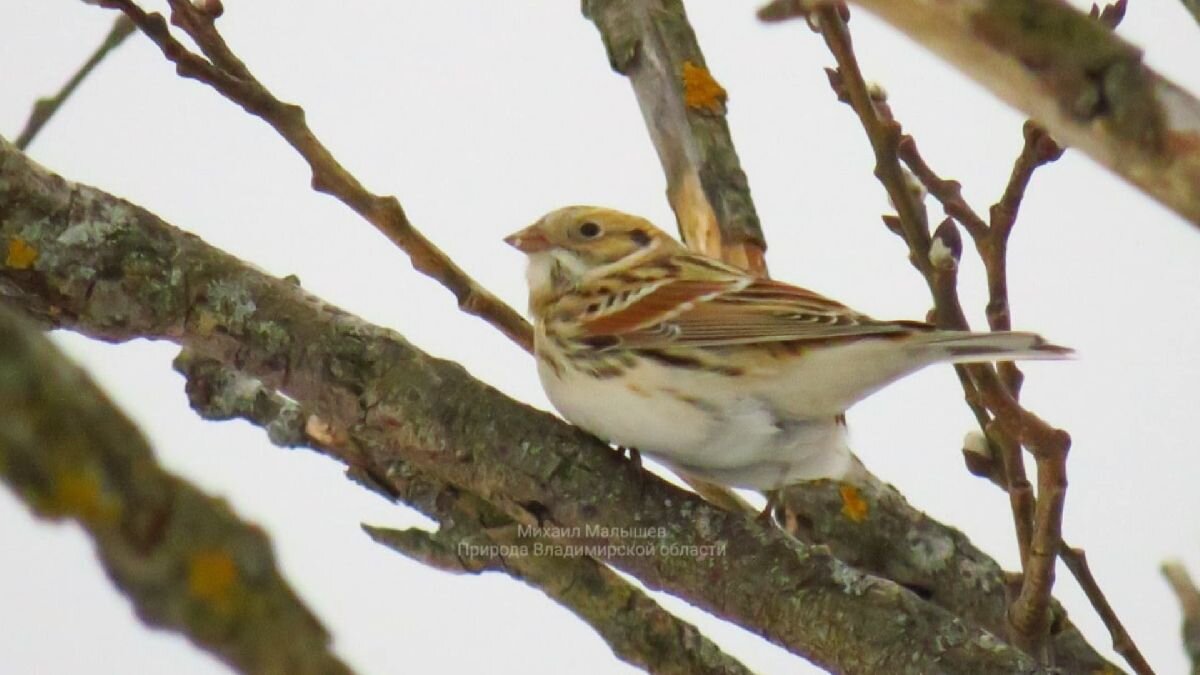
(913, 330, 1074, 363)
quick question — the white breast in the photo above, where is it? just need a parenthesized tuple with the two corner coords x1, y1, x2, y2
(536, 353, 855, 490)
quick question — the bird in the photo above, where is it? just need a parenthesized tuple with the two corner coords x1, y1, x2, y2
(504, 205, 1071, 491)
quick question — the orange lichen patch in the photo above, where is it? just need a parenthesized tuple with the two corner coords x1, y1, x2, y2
(188, 548, 239, 609)
(5, 238, 38, 269)
(51, 469, 121, 525)
(839, 484, 869, 523)
(682, 61, 727, 115)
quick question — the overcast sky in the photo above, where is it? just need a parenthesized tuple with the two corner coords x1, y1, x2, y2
(4, 2, 1200, 673)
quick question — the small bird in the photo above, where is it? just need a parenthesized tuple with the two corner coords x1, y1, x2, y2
(505, 206, 1070, 491)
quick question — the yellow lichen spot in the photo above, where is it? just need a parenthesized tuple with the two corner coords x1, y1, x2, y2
(681, 61, 727, 115)
(188, 549, 239, 610)
(839, 484, 869, 523)
(5, 238, 38, 269)
(51, 469, 121, 525)
(193, 310, 219, 336)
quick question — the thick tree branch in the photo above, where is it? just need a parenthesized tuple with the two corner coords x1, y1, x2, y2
(763, 0, 1200, 231)
(0, 306, 350, 675)
(0, 136, 1059, 674)
(173, 352, 753, 675)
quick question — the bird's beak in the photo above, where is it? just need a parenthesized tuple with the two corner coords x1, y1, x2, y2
(503, 225, 552, 253)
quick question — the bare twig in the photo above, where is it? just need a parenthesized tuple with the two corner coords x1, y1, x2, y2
(94, 0, 532, 351)
(1059, 547, 1155, 675)
(811, 6, 932, 276)
(767, 0, 1200, 231)
(1163, 560, 1200, 674)
(174, 353, 753, 675)
(15, 14, 136, 150)
(807, 0, 1048, 581)
(789, 3, 1137, 667)
(0, 305, 351, 675)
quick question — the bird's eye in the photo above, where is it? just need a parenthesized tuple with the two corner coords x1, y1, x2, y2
(579, 221, 602, 238)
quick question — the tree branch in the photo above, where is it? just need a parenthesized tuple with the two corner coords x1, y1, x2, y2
(766, 4, 1153, 671)
(583, 0, 767, 272)
(94, 0, 532, 351)
(764, 0, 1200, 231)
(582, 0, 763, 515)
(0, 305, 351, 675)
(15, 14, 136, 150)
(0, 135, 1056, 674)
(1163, 561, 1200, 675)
(173, 352, 754, 675)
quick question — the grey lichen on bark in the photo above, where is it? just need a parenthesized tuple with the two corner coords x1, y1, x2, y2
(0, 134, 1054, 673)
(0, 305, 351, 675)
(782, 477, 1116, 673)
(174, 351, 754, 675)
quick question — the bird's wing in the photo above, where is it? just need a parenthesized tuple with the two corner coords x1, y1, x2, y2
(572, 256, 927, 349)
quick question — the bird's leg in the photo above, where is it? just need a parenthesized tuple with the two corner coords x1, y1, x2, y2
(617, 446, 643, 469)
(757, 490, 781, 525)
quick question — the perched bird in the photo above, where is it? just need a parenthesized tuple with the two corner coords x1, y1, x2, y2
(505, 206, 1071, 491)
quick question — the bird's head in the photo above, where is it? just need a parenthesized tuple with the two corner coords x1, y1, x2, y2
(505, 207, 682, 306)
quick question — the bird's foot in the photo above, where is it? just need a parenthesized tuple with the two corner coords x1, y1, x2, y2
(756, 490, 781, 526)
(617, 446, 643, 470)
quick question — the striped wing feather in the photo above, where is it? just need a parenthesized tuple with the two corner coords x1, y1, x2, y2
(579, 261, 926, 348)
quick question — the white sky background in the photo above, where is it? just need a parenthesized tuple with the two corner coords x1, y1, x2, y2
(3, 1, 1200, 673)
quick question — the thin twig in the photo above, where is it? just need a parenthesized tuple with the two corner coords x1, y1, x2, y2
(15, 14, 136, 150)
(95, 0, 532, 351)
(813, 5, 933, 276)
(1163, 560, 1200, 675)
(804, 2, 1093, 663)
(810, 0, 1045, 577)
(1059, 547, 1155, 675)
(896, 136, 989, 240)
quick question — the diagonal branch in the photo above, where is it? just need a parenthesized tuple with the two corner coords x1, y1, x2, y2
(0, 305, 351, 675)
(583, 0, 767, 273)
(1163, 561, 1200, 675)
(173, 352, 754, 675)
(15, 14, 136, 150)
(94, 0, 532, 351)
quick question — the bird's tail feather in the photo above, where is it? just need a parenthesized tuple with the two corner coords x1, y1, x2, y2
(915, 330, 1074, 363)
